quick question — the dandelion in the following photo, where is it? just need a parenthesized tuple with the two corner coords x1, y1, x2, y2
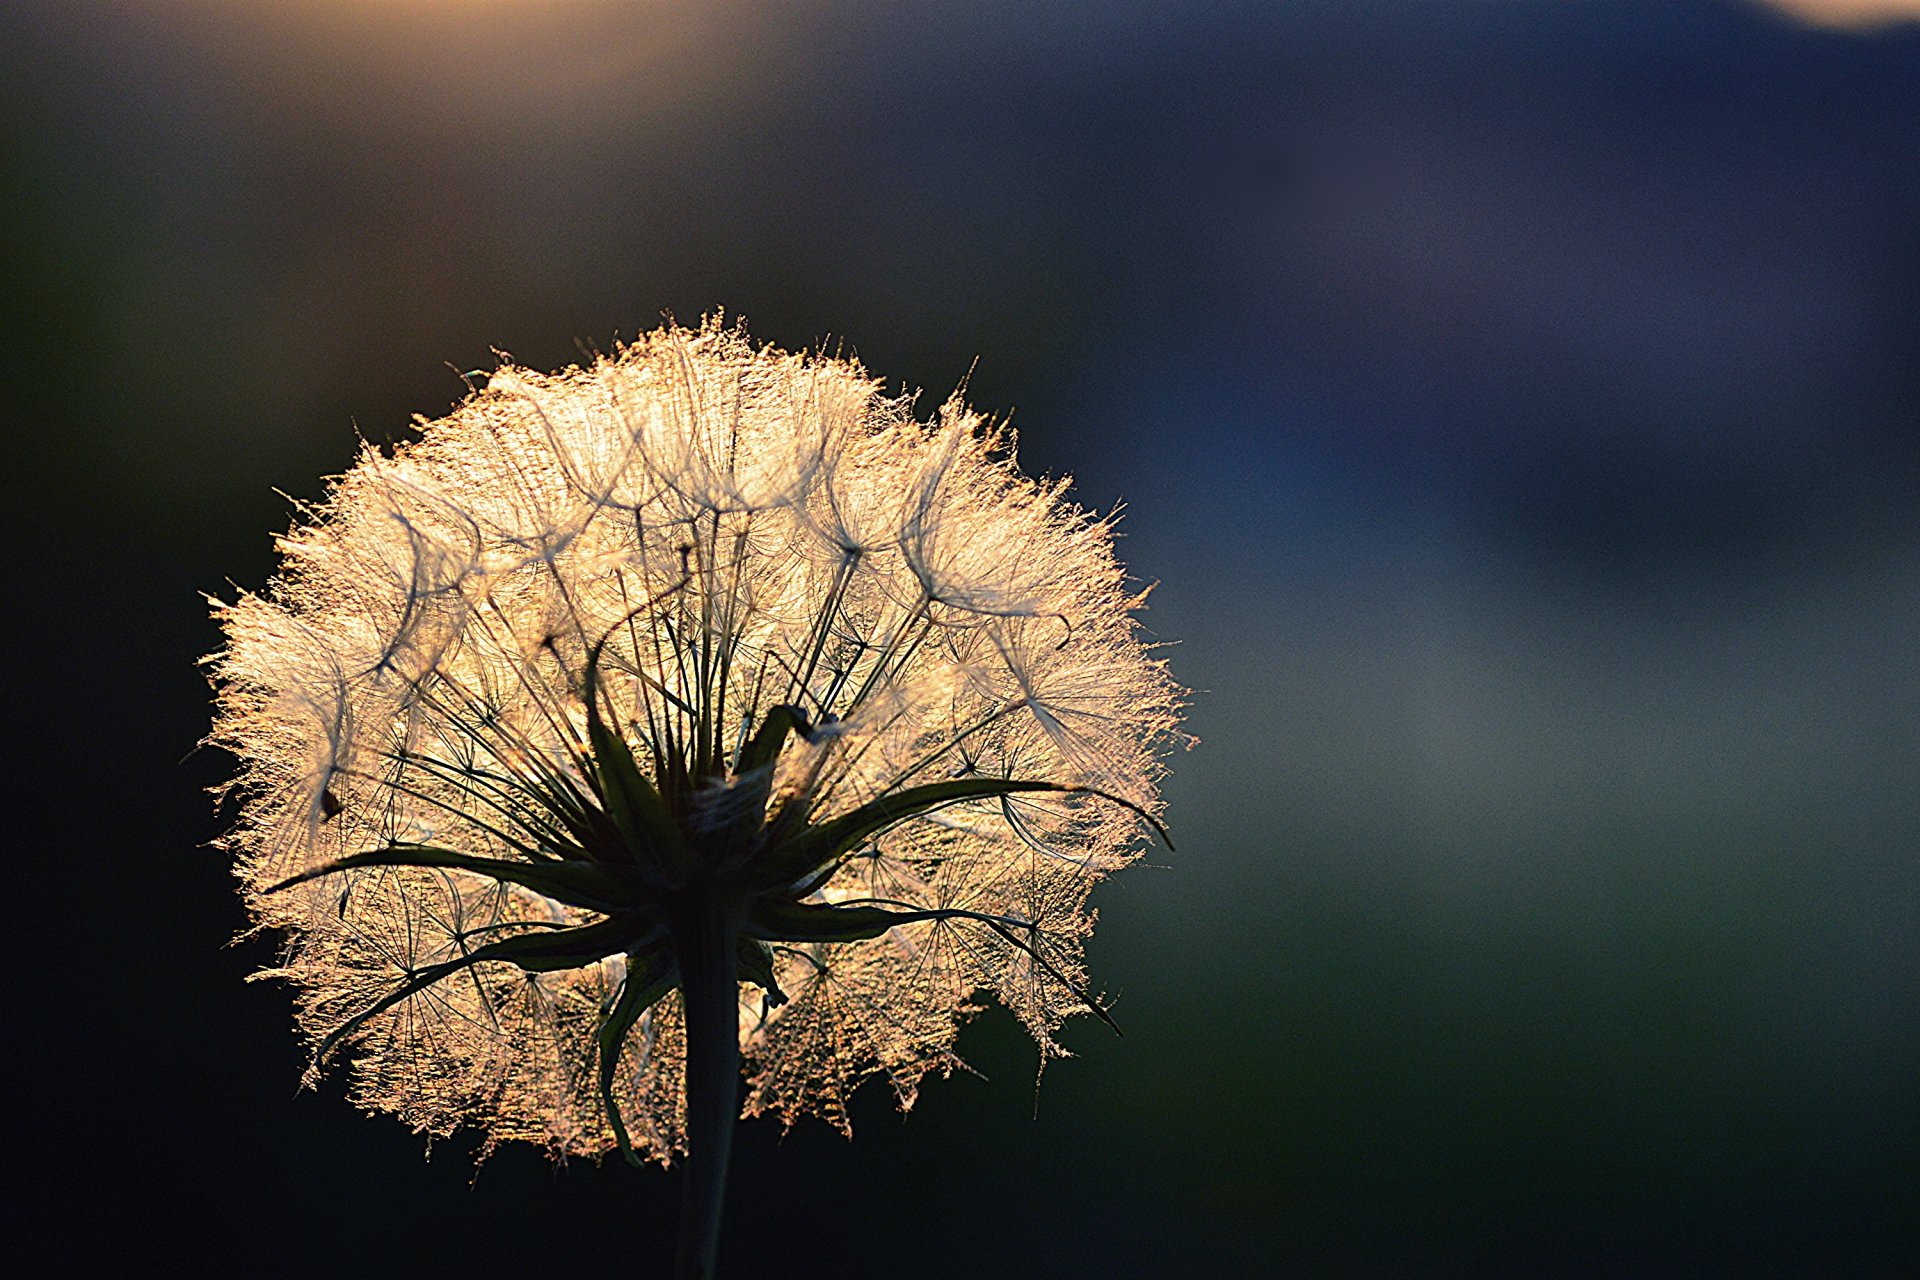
(207, 318, 1183, 1278)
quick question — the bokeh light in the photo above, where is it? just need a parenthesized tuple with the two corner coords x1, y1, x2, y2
(1754, 0, 1920, 28)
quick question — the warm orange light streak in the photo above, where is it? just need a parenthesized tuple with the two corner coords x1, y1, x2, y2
(1750, 0, 1920, 28)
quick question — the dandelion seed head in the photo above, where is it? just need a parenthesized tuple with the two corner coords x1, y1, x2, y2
(209, 317, 1184, 1164)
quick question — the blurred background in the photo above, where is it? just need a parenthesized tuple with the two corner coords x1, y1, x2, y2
(7, 1, 1917, 1275)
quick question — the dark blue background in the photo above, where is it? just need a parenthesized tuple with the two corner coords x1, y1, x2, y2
(7, 2, 1916, 1275)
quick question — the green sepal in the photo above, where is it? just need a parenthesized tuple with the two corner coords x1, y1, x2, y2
(733, 704, 810, 779)
(583, 636, 691, 878)
(596, 946, 679, 1169)
(746, 899, 1124, 1035)
(733, 936, 788, 1007)
(745, 897, 912, 944)
(762, 777, 1171, 889)
(764, 779, 1059, 885)
(263, 844, 659, 915)
(315, 914, 646, 1064)
(714, 705, 812, 857)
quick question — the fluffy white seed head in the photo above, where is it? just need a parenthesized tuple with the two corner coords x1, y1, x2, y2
(209, 318, 1184, 1162)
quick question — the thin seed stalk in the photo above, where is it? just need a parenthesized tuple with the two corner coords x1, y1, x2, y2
(673, 905, 742, 1280)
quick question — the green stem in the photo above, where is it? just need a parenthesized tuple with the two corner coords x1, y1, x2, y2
(673, 908, 741, 1280)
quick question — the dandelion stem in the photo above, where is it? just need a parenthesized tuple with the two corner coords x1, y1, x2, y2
(673, 906, 742, 1280)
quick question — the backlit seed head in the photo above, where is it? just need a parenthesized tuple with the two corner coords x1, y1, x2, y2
(208, 317, 1185, 1163)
